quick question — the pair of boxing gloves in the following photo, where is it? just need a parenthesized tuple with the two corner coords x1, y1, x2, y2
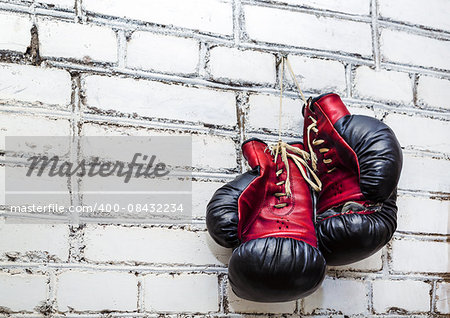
(206, 93, 402, 302)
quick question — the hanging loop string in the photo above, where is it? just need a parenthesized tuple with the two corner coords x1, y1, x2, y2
(271, 56, 322, 194)
(285, 57, 307, 105)
(278, 57, 285, 143)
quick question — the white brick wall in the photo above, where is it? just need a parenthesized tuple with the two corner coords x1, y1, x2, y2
(417, 75, 450, 110)
(397, 195, 449, 235)
(384, 114, 450, 154)
(57, 271, 138, 311)
(398, 154, 450, 193)
(127, 32, 199, 74)
(391, 238, 448, 273)
(247, 93, 303, 135)
(354, 66, 413, 104)
(209, 47, 276, 84)
(0, 12, 32, 53)
(39, 0, 75, 9)
(244, 5, 372, 56)
(84, 225, 230, 265)
(144, 273, 219, 312)
(0, 0, 448, 317)
(192, 181, 224, 218)
(287, 55, 346, 94)
(381, 29, 450, 70)
(192, 135, 237, 170)
(83, 75, 237, 126)
(82, 0, 233, 35)
(435, 282, 449, 314)
(0, 222, 69, 261)
(0, 273, 48, 312)
(274, 0, 371, 15)
(379, 0, 450, 32)
(372, 280, 431, 313)
(330, 249, 383, 272)
(227, 284, 296, 314)
(0, 63, 72, 106)
(38, 19, 117, 63)
(0, 113, 71, 150)
(303, 278, 367, 314)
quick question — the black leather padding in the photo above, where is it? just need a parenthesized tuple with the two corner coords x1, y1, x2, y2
(334, 114, 403, 203)
(317, 190, 398, 266)
(228, 237, 327, 302)
(206, 169, 259, 249)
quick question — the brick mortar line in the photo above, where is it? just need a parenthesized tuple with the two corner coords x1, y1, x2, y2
(0, 263, 446, 282)
(3, 0, 450, 39)
(1, 96, 448, 126)
(378, 19, 450, 41)
(370, 0, 381, 70)
(34, 61, 450, 120)
(2, 31, 450, 77)
(242, 0, 371, 22)
(0, 3, 450, 71)
(241, 0, 450, 41)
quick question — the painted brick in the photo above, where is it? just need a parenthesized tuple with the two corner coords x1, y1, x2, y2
(0, 12, 32, 53)
(330, 249, 383, 272)
(435, 282, 450, 314)
(57, 271, 137, 311)
(1, 165, 71, 208)
(379, 0, 450, 32)
(354, 66, 413, 104)
(244, 5, 372, 56)
(0, 222, 69, 261)
(247, 93, 303, 135)
(391, 238, 448, 273)
(381, 29, 450, 70)
(0, 63, 72, 106)
(192, 181, 224, 218)
(79, 123, 237, 170)
(417, 75, 450, 110)
(38, 0, 75, 9)
(83, 75, 237, 127)
(209, 47, 276, 84)
(0, 273, 48, 312)
(372, 280, 431, 313)
(272, 0, 370, 15)
(0, 113, 71, 150)
(287, 55, 346, 94)
(303, 278, 367, 314)
(83, 0, 233, 35)
(398, 154, 450, 193)
(38, 19, 117, 63)
(384, 114, 449, 154)
(397, 195, 449, 235)
(127, 32, 199, 74)
(84, 225, 231, 265)
(192, 135, 237, 170)
(227, 284, 296, 314)
(346, 104, 376, 117)
(144, 273, 219, 312)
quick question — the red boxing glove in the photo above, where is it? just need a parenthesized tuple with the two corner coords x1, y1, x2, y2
(207, 138, 326, 302)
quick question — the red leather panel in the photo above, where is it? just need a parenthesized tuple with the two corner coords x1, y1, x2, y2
(238, 139, 317, 248)
(314, 94, 350, 125)
(304, 94, 366, 214)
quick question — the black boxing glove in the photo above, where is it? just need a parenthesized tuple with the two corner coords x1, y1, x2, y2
(303, 93, 402, 266)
